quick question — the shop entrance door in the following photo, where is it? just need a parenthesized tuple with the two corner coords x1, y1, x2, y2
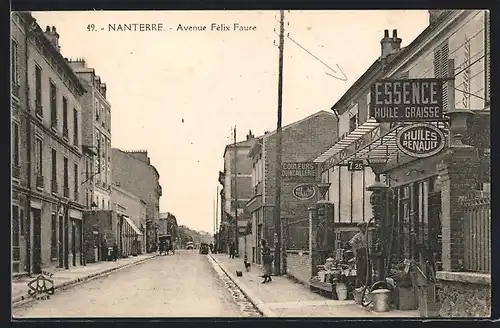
(32, 209, 42, 274)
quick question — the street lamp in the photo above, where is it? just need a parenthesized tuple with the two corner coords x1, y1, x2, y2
(366, 157, 391, 285)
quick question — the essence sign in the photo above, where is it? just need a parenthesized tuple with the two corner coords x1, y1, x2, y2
(292, 184, 316, 201)
(396, 123, 446, 158)
(370, 79, 444, 122)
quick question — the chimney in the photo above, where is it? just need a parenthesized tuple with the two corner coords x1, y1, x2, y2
(44, 26, 60, 52)
(246, 130, 254, 140)
(100, 83, 107, 98)
(380, 29, 402, 59)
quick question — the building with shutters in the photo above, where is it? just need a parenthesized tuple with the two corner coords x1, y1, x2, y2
(315, 10, 490, 317)
(67, 58, 112, 213)
(11, 13, 88, 275)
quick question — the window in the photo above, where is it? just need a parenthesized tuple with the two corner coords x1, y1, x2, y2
(102, 199, 105, 209)
(50, 81, 57, 128)
(485, 10, 490, 106)
(51, 149, 57, 191)
(12, 205, 20, 248)
(12, 121, 20, 167)
(51, 213, 57, 261)
(35, 65, 42, 110)
(349, 114, 358, 133)
(62, 97, 68, 137)
(35, 138, 42, 175)
(433, 42, 450, 111)
(73, 108, 79, 145)
(11, 39, 19, 86)
(95, 99, 99, 120)
(63, 157, 68, 189)
(74, 163, 78, 200)
(101, 105, 106, 127)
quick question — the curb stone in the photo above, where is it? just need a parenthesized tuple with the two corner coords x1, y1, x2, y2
(208, 254, 278, 317)
(12, 254, 158, 308)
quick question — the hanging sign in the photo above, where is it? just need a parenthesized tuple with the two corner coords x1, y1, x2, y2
(370, 78, 444, 122)
(347, 159, 365, 171)
(396, 123, 446, 158)
(292, 184, 316, 201)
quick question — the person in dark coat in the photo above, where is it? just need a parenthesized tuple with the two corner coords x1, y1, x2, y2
(260, 239, 273, 283)
(349, 222, 372, 287)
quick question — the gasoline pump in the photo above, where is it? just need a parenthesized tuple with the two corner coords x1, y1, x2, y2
(360, 175, 396, 310)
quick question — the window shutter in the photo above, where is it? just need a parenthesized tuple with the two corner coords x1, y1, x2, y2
(441, 43, 449, 112)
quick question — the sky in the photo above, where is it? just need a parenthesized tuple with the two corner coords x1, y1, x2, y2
(32, 10, 429, 234)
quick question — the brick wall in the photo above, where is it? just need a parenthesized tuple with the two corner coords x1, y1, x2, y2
(286, 251, 311, 285)
(262, 111, 337, 241)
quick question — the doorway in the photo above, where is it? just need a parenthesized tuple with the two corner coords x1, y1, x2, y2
(58, 216, 64, 268)
(72, 220, 76, 266)
(32, 209, 42, 274)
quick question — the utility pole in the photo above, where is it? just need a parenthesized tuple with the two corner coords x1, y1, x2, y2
(233, 126, 239, 257)
(273, 9, 285, 276)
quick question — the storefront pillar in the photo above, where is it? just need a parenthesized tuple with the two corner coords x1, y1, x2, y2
(438, 147, 480, 272)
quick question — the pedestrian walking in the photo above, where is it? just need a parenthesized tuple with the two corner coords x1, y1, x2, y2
(229, 241, 235, 259)
(260, 239, 273, 283)
(349, 222, 372, 287)
(209, 242, 214, 253)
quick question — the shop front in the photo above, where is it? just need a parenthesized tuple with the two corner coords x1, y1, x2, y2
(119, 214, 143, 257)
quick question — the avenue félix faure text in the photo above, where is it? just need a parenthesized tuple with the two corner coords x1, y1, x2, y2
(176, 23, 257, 32)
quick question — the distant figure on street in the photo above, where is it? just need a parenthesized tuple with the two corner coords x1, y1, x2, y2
(209, 243, 214, 253)
(112, 243, 119, 261)
(260, 239, 273, 283)
(229, 242, 236, 259)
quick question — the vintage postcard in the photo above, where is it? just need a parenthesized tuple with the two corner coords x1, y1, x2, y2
(11, 9, 490, 319)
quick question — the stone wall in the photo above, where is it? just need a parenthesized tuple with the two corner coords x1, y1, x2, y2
(437, 271, 491, 317)
(286, 251, 311, 285)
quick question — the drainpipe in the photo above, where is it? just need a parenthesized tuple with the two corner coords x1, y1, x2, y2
(24, 15, 32, 275)
(332, 108, 340, 141)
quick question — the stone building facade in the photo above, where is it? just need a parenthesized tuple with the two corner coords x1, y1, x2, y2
(111, 149, 162, 252)
(68, 58, 112, 212)
(218, 130, 255, 256)
(11, 13, 87, 275)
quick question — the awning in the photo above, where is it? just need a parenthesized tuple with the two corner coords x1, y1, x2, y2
(314, 118, 380, 163)
(122, 215, 143, 236)
(337, 121, 449, 166)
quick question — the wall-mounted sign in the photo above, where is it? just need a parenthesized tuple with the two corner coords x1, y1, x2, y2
(396, 123, 446, 158)
(370, 79, 444, 122)
(282, 162, 316, 179)
(347, 159, 365, 171)
(292, 184, 316, 201)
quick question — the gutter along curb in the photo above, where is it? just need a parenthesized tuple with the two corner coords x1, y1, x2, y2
(208, 254, 278, 317)
(12, 254, 158, 307)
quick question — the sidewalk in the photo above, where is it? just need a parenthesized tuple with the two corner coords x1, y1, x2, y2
(12, 253, 157, 306)
(209, 254, 420, 318)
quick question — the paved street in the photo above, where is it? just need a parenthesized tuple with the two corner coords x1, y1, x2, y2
(13, 250, 253, 318)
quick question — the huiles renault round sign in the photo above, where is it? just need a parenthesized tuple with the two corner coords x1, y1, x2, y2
(396, 123, 446, 158)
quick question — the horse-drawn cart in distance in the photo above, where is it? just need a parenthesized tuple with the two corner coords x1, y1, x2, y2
(159, 234, 174, 255)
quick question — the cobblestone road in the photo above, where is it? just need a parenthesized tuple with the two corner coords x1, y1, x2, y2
(13, 250, 258, 318)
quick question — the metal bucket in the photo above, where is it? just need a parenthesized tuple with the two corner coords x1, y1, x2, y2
(371, 289, 391, 312)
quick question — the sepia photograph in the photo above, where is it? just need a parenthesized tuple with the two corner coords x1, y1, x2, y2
(10, 9, 491, 319)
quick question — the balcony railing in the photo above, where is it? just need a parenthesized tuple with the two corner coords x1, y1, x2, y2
(12, 83, 20, 98)
(12, 165, 20, 179)
(74, 191, 79, 202)
(253, 182, 262, 196)
(63, 126, 69, 139)
(51, 180, 58, 194)
(63, 186, 69, 198)
(36, 175, 44, 189)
